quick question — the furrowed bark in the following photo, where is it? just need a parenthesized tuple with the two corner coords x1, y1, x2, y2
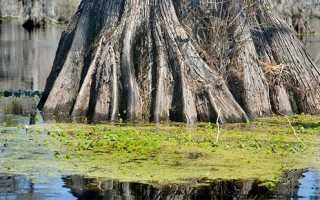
(254, 4, 320, 115)
(227, 3, 272, 119)
(41, 0, 125, 119)
(39, 0, 320, 123)
(152, 23, 174, 122)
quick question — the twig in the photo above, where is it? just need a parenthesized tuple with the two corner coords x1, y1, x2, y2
(284, 116, 305, 146)
(214, 108, 222, 145)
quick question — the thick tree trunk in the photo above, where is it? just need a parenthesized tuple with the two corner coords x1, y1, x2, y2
(253, 3, 320, 115)
(39, 0, 320, 123)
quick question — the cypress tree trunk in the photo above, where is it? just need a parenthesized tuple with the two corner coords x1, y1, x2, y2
(39, 0, 320, 123)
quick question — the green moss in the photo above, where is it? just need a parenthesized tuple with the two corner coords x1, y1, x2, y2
(0, 115, 319, 186)
(22, 115, 316, 185)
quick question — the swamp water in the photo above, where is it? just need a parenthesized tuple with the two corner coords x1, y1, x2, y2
(0, 20, 319, 199)
(0, 170, 318, 200)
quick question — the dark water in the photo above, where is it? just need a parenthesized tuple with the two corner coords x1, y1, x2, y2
(0, 170, 319, 200)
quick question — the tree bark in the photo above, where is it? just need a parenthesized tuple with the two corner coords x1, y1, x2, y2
(39, 0, 320, 123)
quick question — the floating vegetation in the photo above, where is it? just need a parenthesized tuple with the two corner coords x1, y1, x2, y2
(20, 114, 319, 185)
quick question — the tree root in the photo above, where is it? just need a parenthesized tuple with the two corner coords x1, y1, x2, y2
(39, 0, 320, 123)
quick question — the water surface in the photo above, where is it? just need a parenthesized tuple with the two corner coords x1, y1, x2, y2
(0, 170, 319, 200)
(0, 20, 62, 91)
(0, 116, 319, 199)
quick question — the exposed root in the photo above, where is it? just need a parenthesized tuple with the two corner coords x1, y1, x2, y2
(39, 0, 320, 123)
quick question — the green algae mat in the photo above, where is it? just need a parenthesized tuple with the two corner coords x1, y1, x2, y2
(0, 115, 319, 187)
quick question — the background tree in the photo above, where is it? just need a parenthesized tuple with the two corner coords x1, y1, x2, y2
(39, 0, 320, 123)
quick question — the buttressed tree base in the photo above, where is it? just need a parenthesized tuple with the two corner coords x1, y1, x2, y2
(39, 0, 320, 123)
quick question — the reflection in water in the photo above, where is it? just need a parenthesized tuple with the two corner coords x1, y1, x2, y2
(64, 176, 271, 200)
(0, 170, 319, 200)
(305, 35, 320, 66)
(0, 96, 42, 125)
(304, 18, 320, 66)
(0, 174, 75, 200)
(0, 20, 60, 122)
(0, 20, 62, 91)
(297, 169, 320, 198)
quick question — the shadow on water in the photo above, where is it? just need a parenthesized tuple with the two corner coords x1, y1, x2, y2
(0, 170, 319, 200)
